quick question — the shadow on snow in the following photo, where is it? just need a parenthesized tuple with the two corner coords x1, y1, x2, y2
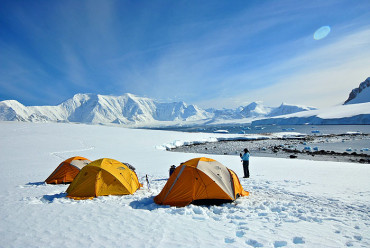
(151, 178, 168, 182)
(26, 181, 46, 186)
(41, 192, 67, 203)
(129, 196, 167, 211)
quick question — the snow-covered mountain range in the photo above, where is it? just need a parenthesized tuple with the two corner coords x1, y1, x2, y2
(0, 93, 211, 125)
(206, 102, 315, 121)
(1, 77, 369, 126)
(0, 93, 315, 126)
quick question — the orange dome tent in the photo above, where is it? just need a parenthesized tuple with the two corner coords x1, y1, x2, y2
(154, 157, 249, 207)
(66, 158, 142, 200)
(45, 156, 91, 184)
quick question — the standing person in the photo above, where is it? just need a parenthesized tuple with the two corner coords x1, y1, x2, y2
(169, 165, 176, 177)
(240, 148, 250, 178)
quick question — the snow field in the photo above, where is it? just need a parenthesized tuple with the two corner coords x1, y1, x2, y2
(0, 122, 369, 247)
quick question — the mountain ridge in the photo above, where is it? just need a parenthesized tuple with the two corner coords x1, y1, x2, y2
(0, 93, 314, 126)
(344, 77, 370, 105)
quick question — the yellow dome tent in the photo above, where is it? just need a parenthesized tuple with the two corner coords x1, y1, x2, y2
(154, 157, 249, 207)
(66, 158, 142, 200)
(45, 156, 91, 184)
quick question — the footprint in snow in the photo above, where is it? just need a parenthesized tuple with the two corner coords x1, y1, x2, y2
(224, 237, 235, 244)
(346, 241, 354, 247)
(274, 241, 287, 247)
(236, 230, 245, 237)
(238, 225, 250, 231)
(246, 239, 263, 247)
(353, 235, 362, 241)
(292, 237, 305, 244)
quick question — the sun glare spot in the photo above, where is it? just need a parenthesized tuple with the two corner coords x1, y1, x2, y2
(313, 26, 331, 40)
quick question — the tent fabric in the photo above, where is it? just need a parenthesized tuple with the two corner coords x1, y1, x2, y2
(196, 159, 235, 198)
(66, 158, 141, 200)
(45, 156, 91, 184)
(154, 157, 249, 207)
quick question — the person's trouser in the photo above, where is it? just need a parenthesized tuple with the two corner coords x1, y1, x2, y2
(243, 161, 249, 178)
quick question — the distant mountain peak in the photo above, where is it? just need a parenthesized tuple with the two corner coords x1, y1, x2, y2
(240, 101, 271, 117)
(344, 77, 370, 105)
(265, 102, 316, 117)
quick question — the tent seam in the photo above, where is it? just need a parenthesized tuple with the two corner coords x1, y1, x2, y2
(162, 164, 186, 203)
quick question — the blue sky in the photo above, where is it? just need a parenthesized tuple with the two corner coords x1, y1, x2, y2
(1, 0, 369, 109)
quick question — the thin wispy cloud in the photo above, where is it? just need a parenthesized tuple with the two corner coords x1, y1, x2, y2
(0, 0, 369, 107)
(198, 27, 370, 108)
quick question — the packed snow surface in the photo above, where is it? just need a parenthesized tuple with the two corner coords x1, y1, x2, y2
(1, 122, 369, 247)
